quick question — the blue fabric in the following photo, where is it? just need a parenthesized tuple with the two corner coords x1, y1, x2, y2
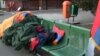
(56, 35, 61, 41)
(22, 12, 28, 16)
(94, 27, 100, 46)
(37, 33, 48, 48)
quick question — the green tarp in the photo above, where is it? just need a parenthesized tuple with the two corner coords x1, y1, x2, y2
(2, 15, 41, 50)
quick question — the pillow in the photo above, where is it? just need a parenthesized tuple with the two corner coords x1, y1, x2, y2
(53, 25, 65, 45)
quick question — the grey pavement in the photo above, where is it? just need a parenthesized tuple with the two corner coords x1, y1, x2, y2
(0, 9, 94, 56)
(0, 40, 33, 56)
(33, 9, 94, 29)
(0, 12, 13, 23)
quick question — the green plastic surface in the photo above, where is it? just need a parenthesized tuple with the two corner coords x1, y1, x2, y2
(41, 19, 90, 56)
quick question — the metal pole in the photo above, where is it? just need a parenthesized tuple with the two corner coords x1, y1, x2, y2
(45, 0, 48, 10)
(58, 0, 62, 8)
(39, 0, 42, 10)
(68, 18, 69, 23)
(73, 16, 74, 23)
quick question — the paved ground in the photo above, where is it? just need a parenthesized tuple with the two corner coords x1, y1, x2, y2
(0, 9, 94, 56)
(0, 9, 94, 28)
(33, 9, 94, 29)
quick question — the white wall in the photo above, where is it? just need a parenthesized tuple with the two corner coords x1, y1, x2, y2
(0, 0, 6, 8)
